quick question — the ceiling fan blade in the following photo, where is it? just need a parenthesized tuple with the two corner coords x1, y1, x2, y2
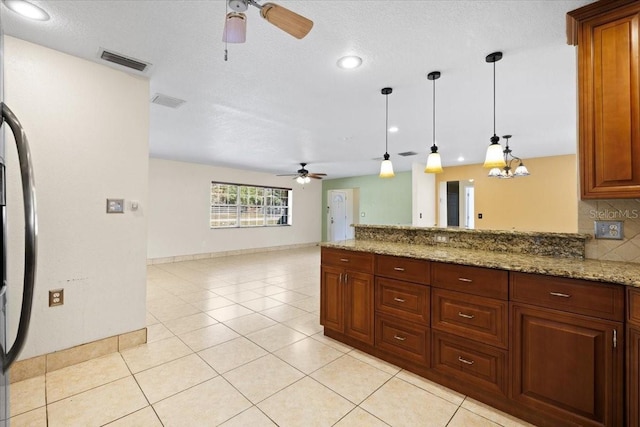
(309, 176, 323, 180)
(260, 3, 313, 39)
(309, 173, 327, 176)
(276, 173, 299, 176)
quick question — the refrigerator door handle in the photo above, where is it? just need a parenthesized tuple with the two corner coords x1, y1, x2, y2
(1, 102, 37, 372)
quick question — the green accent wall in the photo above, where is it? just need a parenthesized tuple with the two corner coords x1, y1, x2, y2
(321, 171, 412, 241)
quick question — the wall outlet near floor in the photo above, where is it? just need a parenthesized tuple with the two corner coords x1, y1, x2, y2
(434, 234, 449, 243)
(594, 220, 624, 240)
(49, 289, 64, 307)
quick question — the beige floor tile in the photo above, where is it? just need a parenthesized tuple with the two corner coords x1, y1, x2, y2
(223, 312, 277, 335)
(274, 337, 343, 374)
(225, 290, 264, 303)
(190, 296, 235, 311)
(251, 285, 288, 296)
(135, 353, 217, 403)
(447, 408, 501, 427)
(206, 304, 254, 322)
(105, 406, 163, 426)
(293, 285, 320, 297)
(9, 406, 47, 427)
(288, 296, 320, 312)
(178, 323, 240, 351)
(147, 286, 175, 302)
(146, 323, 174, 343)
(461, 398, 537, 427)
(270, 290, 310, 303)
(224, 354, 304, 403)
(9, 375, 45, 416)
(258, 377, 354, 427)
(245, 324, 307, 352)
(153, 377, 251, 426)
(47, 377, 147, 427)
(240, 297, 284, 311)
(198, 337, 268, 373)
(334, 407, 390, 427)
(260, 304, 308, 322)
(349, 349, 401, 375)
(46, 353, 130, 402)
(311, 355, 392, 404)
(178, 290, 217, 303)
(283, 312, 323, 336)
(219, 406, 277, 427)
(311, 332, 354, 353)
(148, 302, 201, 322)
(211, 284, 246, 296)
(121, 336, 192, 373)
(146, 311, 160, 326)
(163, 312, 218, 335)
(146, 296, 185, 312)
(361, 377, 458, 427)
(396, 369, 465, 405)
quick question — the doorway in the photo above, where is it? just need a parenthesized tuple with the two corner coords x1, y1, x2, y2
(327, 189, 355, 241)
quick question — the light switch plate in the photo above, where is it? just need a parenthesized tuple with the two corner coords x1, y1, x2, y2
(106, 198, 124, 213)
(594, 220, 624, 240)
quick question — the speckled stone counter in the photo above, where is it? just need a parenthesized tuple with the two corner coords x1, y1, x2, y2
(322, 239, 640, 288)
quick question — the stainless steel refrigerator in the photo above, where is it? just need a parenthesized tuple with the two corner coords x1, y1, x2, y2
(0, 13, 38, 425)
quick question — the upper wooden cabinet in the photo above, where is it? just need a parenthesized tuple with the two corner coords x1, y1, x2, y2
(568, 0, 640, 199)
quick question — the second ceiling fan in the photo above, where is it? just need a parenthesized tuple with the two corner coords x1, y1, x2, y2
(223, 0, 313, 43)
(277, 163, 326, 184)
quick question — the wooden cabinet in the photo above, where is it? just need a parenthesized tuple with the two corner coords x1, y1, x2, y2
(511, 273, 624, 427)
(628, 288, 640, 427)
(320, 248, 375, 345)
(568, 0, 640, 199)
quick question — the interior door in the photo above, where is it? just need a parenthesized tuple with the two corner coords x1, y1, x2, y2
(328, 190, 347, 241)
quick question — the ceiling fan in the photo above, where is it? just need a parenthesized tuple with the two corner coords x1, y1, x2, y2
(222, 0, 313, 43)
(277, 163, 326, 184)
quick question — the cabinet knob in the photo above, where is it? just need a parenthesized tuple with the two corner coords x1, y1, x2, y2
(458, 356, 474, 365)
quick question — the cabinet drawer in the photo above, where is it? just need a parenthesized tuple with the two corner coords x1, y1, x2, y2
(510, 272, 624, 321)
(375, 277, 429, 325)
(375, 316, 429, 365)
(375, 255, 430, 284)
(432, 288, 508, 349)
(321, 248, 374, 273)
(431, 262, 508, 300)
(432, 331, 507, 396)
(628, 288, 640, 326)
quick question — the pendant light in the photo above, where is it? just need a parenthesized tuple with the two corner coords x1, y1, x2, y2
(483, 52, 507, 169)
(425, 71, 443, 174)
(379, 87, 395, 178)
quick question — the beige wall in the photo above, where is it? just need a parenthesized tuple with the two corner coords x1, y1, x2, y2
(435, 154, 578, 233)
(5, 37, 149, 359)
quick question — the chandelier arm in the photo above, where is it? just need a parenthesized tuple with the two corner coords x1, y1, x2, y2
(246, 0, 263, 10)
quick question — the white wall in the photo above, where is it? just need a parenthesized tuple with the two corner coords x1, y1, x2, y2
(412, 162, 436, 227)
(5, 37, 149, 359)
(148, 158, 322, 259)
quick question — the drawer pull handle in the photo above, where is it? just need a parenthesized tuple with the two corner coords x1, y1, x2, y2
(393, 297, 406, 303)
(458, 312, 475, 319)
(393, 335, 407, 341)
(458, 278, 473, 283)
(549, 292, 571, 298)
(340, 258, 350, 262)
(458, 356, 474, 365)
(393, 267, 406, 271)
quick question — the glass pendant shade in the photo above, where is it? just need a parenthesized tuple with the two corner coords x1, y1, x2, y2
(380, 154, 395, 178)
(488, 167, 502, 177)
(222, 12, 247, 43)
(514, 163, 530, 176)
(425, 148, 443, 174)
(304, 176, 311, 183)
(296, 176, 305, 184)
(483, 140, 507, 168)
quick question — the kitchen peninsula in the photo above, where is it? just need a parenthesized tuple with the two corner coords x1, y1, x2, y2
(320, 224, 640, 427)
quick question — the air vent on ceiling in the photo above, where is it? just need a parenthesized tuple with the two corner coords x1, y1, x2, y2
(398, 151, 418, 157)
(100, 49, 150, 72)
(151, 94, 186, 109)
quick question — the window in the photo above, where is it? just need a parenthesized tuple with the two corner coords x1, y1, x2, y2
(210, 182, 292, 228)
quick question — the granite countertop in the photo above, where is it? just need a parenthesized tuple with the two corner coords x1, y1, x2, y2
(322, 239, 640, 288)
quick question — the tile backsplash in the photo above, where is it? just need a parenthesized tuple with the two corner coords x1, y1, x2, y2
(578, 198, 640, 263)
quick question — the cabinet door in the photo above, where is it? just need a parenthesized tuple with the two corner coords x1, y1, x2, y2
(511, 304, 623, 427)
(344, 271, 374, 345)
(320, 265, 344, 333)
(628, 326, 640, 427)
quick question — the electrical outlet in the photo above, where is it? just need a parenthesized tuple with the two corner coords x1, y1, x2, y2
(434, 235, 449, 243)
(49, 289, 64, 307)
(594, 221, 624, 240)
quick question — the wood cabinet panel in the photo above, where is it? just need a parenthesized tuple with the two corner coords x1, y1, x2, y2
(375, 255, 430, 285)
(511, 272, 624, 321)
(375, 277, 430, 325)
(375, 315, 429, 365)
(628, 326, 640, 427)
(511, 303, 623, 427)
(345, 271, 374, 345)
(628, 288, 640, 326)
(432, 288, 508, 349)
(431, 262, 508, 300)
(320, 265, 343, 333)
(321, 248, 374, 273)
(432, 331, 507, 396)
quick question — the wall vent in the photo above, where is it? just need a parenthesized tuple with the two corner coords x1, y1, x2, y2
(398, 151, 418, 157)
(151, 94, 186, 109)
(99, 49, 150, 72)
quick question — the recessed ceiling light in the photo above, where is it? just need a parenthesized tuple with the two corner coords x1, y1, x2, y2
(389, 126, 399, 133)
(3, 0, 50, 21)
(457, 156, 465, 162)
(337, 56, 362, 69)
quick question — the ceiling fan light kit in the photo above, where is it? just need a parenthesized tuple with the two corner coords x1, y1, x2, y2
(222, 12, 247, 43)
(425, 71, 443, 174)
(277, 163, 326, 184)
(379, 87, 395, 178)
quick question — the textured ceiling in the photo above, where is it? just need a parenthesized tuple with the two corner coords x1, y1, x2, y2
(3, 0, 594, 179)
